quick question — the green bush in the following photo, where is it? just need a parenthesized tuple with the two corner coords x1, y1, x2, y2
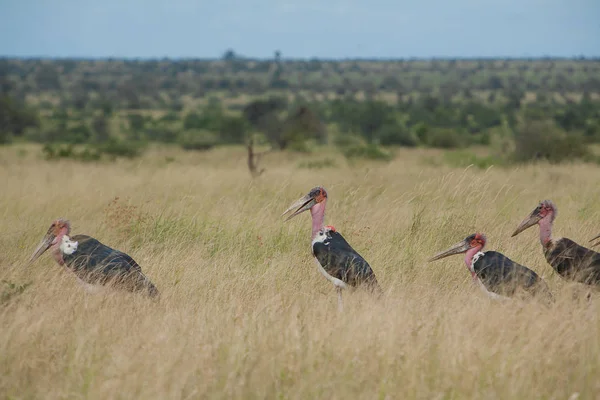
(287, 139, 312, 153)
(22, 127, 49, 143)
(23, 124, 84, 144)
(297, 158, 338, 169)
(42, 143, 75, 160)
(219, 116, 248, 144)
(583, 121, 600, 143)
(65, 123, 93, 144)
(42, 140, 142, 162)
(513, 119, 590, 163)
(160, 112, 179, 123)
(42, 144, 102, 162)
(128, 113, 146, 131)
(427, 128, 464, 149)
(98, 138, 144, 159)
(341, 143, 393, 161)
(0, 95, 41, 140)
(377, 124, 419, 147)
(144, 128, 179, 143)
(78, 147, 103, 162)
(0, 130, 12, 144)
(333, 132, 363, 148)
(179, 129, 218, 151)
(333, 133, 392, 161)
(413, 122, 429, 143)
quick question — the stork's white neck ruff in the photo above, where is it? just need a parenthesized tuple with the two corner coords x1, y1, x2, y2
(470, 251, 485, 274)
(311, 229, 329, 247)
(60, 235, 79, 255)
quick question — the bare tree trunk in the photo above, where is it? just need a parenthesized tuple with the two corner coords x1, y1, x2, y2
(246, 136, 270, 178)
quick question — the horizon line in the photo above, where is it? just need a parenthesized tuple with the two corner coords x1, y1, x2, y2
(1, 55, 600, 62)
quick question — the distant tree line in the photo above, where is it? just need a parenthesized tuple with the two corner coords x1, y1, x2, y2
(1, 56, 599, 163)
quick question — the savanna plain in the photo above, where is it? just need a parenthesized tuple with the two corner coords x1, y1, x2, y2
(1, 145, 600, 400)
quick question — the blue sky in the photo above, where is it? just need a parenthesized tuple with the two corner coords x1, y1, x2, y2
(0, 0, 598, 59)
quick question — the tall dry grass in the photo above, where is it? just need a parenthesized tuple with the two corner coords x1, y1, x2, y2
(1, 145, 600, 399)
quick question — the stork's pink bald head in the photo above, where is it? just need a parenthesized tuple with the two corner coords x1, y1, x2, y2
(512, 200, 557, 246)
(428, 232, 487, 262)
(28, 218, 71, 265)
(49, 219, 71, 236)
(282, 186, 329, 239)
(428, 232, 487, 278)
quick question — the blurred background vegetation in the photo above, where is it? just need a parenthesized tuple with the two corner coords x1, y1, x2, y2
(1, 51, 599, 165)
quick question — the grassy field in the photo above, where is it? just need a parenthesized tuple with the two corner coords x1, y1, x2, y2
(1, 145, 600, 399)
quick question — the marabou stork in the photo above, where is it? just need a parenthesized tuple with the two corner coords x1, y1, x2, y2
(512, 200, 600, 286)
(29, 218, 159, 298)
(428, 233, 552, 301)
(282, 187, 382, 310)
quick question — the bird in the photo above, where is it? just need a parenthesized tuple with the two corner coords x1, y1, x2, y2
(28, 218, 159, 298)
(428, 232, 552, 302)
(282, 186, 381, 310)
(511, 200, 600, 286)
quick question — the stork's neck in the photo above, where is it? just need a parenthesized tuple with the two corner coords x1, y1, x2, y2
(464, 245, 484, 278)
(538, 216, 553, 247)
(51, 246, 65, 266)
(310, 200, 326, 240)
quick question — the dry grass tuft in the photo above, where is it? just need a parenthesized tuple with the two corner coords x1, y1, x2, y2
(1, 145, 600, 399)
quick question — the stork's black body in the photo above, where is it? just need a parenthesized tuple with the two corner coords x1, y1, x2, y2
(543, 237, 600, 285)
(429, 232, 552, 302)
(312, 228, 381, 293)
(472, 250, 551, 299)
(64, 235, 159, 297)
(29, 219, 159, 299)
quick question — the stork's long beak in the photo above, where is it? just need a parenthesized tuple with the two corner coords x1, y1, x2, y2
(28, 233, 54, 265)
(590, 233, 600, 247)
(281, 193, 317, 221)
(428, 239, 471, 262)
(511, 210, 542, 237)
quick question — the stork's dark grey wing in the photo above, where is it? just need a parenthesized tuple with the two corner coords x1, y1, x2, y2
(474, 251, 551, 300)
(544, 238, 600, 285)
(65, 235, 159, 297)
(312, 231, 380, 292)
